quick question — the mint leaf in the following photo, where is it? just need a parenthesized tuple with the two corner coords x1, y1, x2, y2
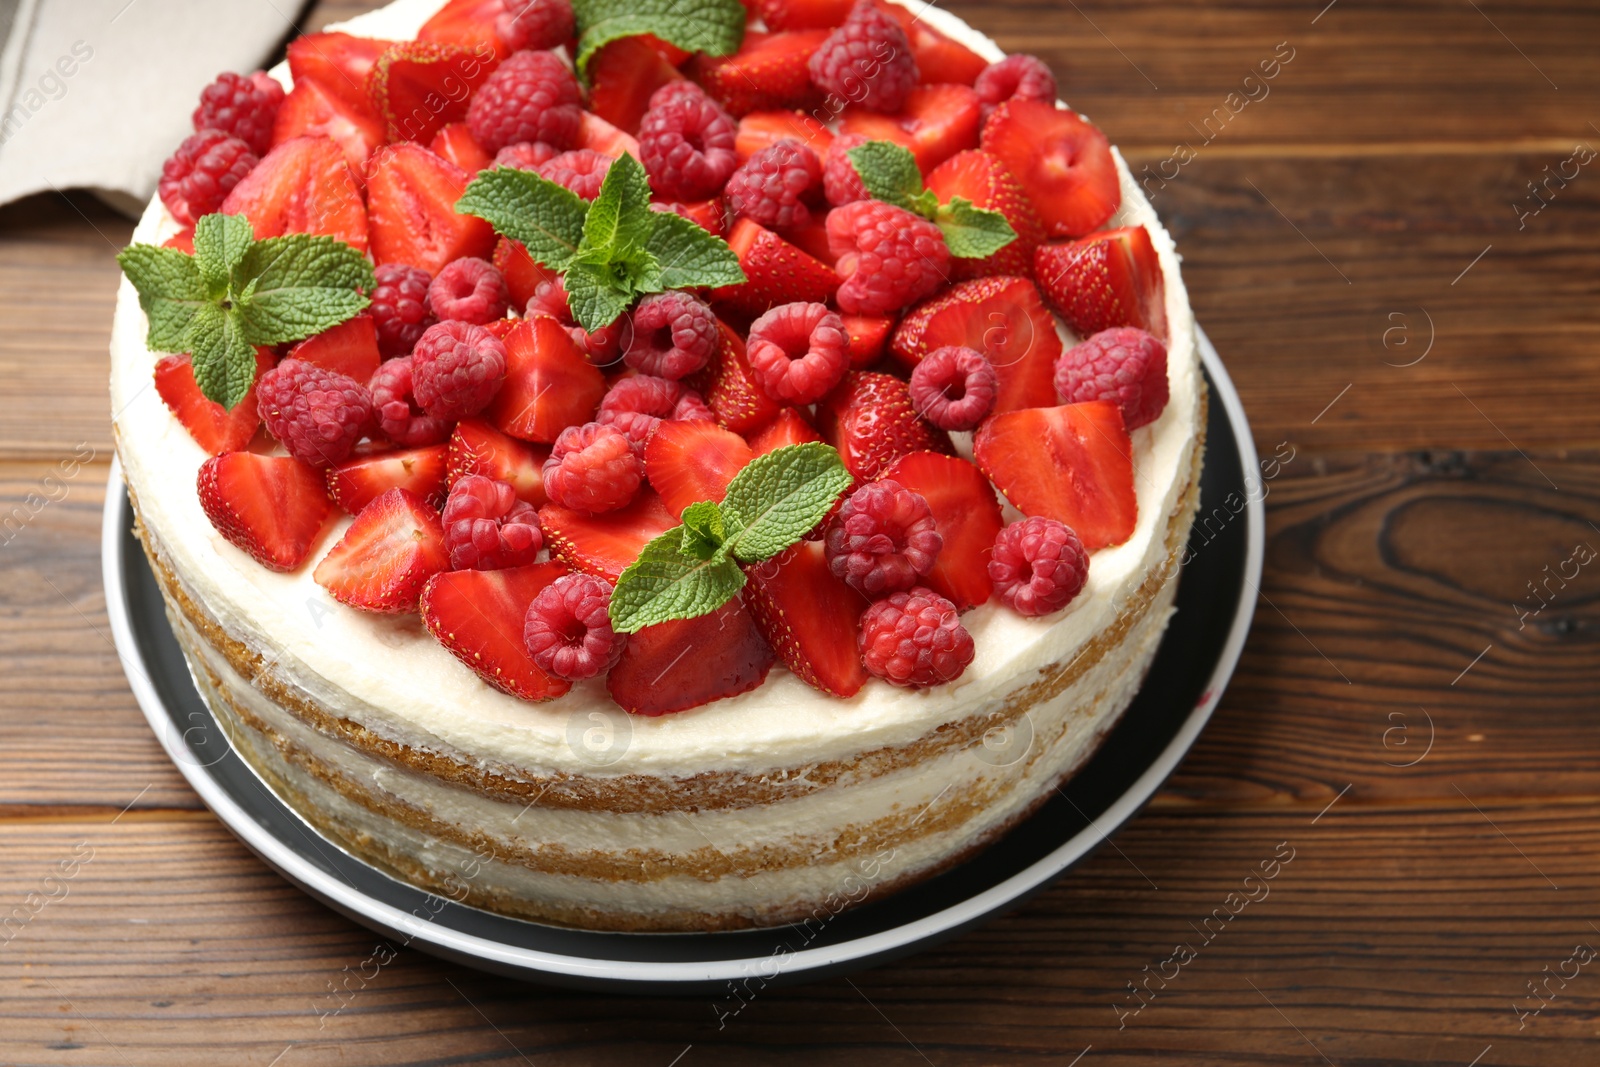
(722, 443, 853, 562)
(184, 303, 258, 410)
(609, 526, 747, 634)
(936, 198, 1018, 260)
(231, 233, 372, 343)
(848, 141, 927, 212)
(679, 500, 729, 560)
(648, 209, 745, 290)
(573, 0, 745, 79)
(456, 167, 587, 270)
(116, 244, 208, 352)
(563, 259, 636, 333)
(192, 213, 254, 296)
(584, 152, 655, 258)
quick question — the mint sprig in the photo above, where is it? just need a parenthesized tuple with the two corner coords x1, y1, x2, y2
(609, 443, 853, 634)
(847, 141, 1019, 261)
(117, 214, 373, 409)
(456, 154, 744, 332)
(571, 0, 745, 80)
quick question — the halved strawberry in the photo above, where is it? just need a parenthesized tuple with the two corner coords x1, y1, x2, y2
(429, 121, 492, 173)
(540, 488, 677, 581)
(607, 599, 775, 715)
(690, 319, 783, 434)
(272, 75, 386, 173)
(710, 217, 838, 316)
(840, 313, 894, 368)
(926, 149, 1046, 279)
(780, 215, 834, 267)
(327, 444, 449, 514)
(816, 371, 952, 481)
(1034, 225, 1168, 341)
(286, 313, 381, 382)
(155, 348, 273, 456)
(981, 99, 1119, 238)
(575, 111, 641, 159)
(743, 539, 869, 696)
(973, 401, 1138, 551)
(870, 2, 987, 86)
(417, 0, 523, 56)
(447, 417, 549, 504)
(736, 109, 833, 163)
(220, 136, 367, 252)
(878, 451, 1002, 609)
(645, 419, 755, 517)
(486, 314, 607, 443)
(368, 41, 498, 144)
(287, 32, 393, 117)
(654, 199, 726, 237)
(493, 236, 559, 311)
(588, 36, 684, 135)
(314, 488, 449, 612)
(839, 83, 981, 173)
(366, 142, 495, 274)
(748, 407, 821, 455)
(692, 30, 828, 117)
(421, 562, 571, 702)
(197, 452, 332, 571)
(891, 275, 1060, 414)
(162, 228, 195, 254)
(757, 0, 853, 30)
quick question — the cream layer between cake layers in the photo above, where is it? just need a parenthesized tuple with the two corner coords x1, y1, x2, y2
(108, 0, 1207, 930)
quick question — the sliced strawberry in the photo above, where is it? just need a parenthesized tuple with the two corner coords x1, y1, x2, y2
(429, 121, 492, 173)
(486, 314, 607, 443)
(748, 407, 821, 455)
(839, 83, 981, 173)
(417, 0, 522, 56)
(288, 32, 393, 117)
(780, 215, 834, 266)
(421, 562, 572, 702)
(272, 75, 386, 173)
(645, 419, 755, 518)
(816, 371, 952, 481)
(493, 236, 559, 311)
(743, 539, 869, 696)
(155, 348, 272, 456)
(197, 452, 332, 571)
(973, 401, 1138, 552)
(447, 417, 549, 505)
(162, 228, 195, 254)
(540, 488, 677, 581)
(366, 142, 495, 274)
(314, 488, 449, 613)
(576, 110, 641, 159)
(220, 136, 367, 252)
(891, 275, 1060, 414)
(690, 319, 783, 434)
(367, 41, 498, 144)
(736, 109, 834, 163)
(840, 313, 894, 368)
(926, 149, 1046, 279)
(1035, 225, 1168, 342)
(878, 451, 1002, 609)
(869, 3, 987, 86)
(710, 217, 838, 316)
(588, 37, 684, 135)
(655, 198, 726, 237)
(607, 599, 775, 715)
(286, 313, 381, 382)
(327, 444, 449, 514)
(692, 30, 828, 117)
(981, 99, 1119, 238)
(757, 0, 853, 29)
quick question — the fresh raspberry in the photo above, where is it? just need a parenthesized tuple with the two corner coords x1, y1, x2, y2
(807, 1, 918, 114)
(747, 302, 849, 405)
(255, 358, 372, 468)
(974, 54, 1058, 116)
(192, 71, 283, 155)
(370, 356, 451, 446)
(859, 586, 974, 688)
(494, 141, 558, 170)
(158, 130, 258, 226)
(538, 149, 612, 200)
(724, 139, 822, 230)
(824, 479, 942, 596)
(639, 87, 739, 202)
(369, 263, 437, 358)
(442, 474, 542, 570)
(498, 0, 576, 52)
(410, 321, 508, 420)
(908, 345, 997, 431)
(543, 422, 643, 513)
(467, 50, 582, 154)
(989, 516, 1088, 617)
(1054, 327, 1170, 430)
(649, 81, 707, 109)
(826, 200, 950, 315)
(427, 257, 509, 325)
(625, 291, 718, 380)
(526, 278, 633, 366)
(523, 573, 625, 681)
(673, 391, 715, 421)
(595, 374, 708, 453)
(822, 132, 871, 207)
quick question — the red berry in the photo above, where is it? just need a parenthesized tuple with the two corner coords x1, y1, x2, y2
(543, 422, 643, 513)
(159, 130, 258, 226)
(523, 573, 626, 680)
(256, 358, 372, 468)
(314, 488, 449, 614)
(494, 140, 559, 170)
(626, 291, 719, 380)
(442, 473, 542, 570)
(467, 50, 582, 154)
(1055, 327, 1169, 430)
(974, 54, 1058, 116)
(596, 373, 709, 451)
(427, 257, 509, 325)
(908, 345, 997, 431)
(826, 200, 950, 315)
(724, 139, 822, 230)
(639, 85, 739, 201)
(411, 320, 508, 420)
(197, 452, 331, 571)
(538, 149, 613, 200)
(990, 516, 1088, 617)
(370, 356, 451, 447)
(525, 278, 634, 365)
(822, 131, 870, 207)
(859, 586, 974, 688)
(825, 479, 942, 596)
(747, 301, 849, 405)
(807, 1, 918, 114)
(499, 0, 576, 52)
(193, 71, 284, 155)
(816, 370, 953, 481)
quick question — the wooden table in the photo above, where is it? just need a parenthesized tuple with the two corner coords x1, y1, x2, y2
(3, 0, 1597, 1062)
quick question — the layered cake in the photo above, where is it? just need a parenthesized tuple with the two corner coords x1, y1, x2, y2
(110, 0, 1205, 930)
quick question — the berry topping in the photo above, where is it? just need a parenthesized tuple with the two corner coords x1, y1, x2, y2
(638, 84, 740, 201)
(427, 257, 509, 325)
(748, 406, 823, 456)
(368, 42, 495, 144)
(974, 54, 1058, 115)
(430, 121, 493, 173)
(155, 349, 271, 457)
(442, 473, 543, 570)
(366, 143, 494, 274)
(816, 371, 953, 481)
(523, 573, 626, 681)
(625, 291, 719, 380)
(925, 149, 1046, 280)
(537, 149, 613, 199)
(525, 277, 635, 365)
(587, 37, 685, 134)
(421, 562, 572, 701)
(369, 263, 437, 357)
(744, 539, 870, 697)
(859, 586, 974, 689)
(711, 217, 839, 317)
(159, 130, 258, 226)
(908, 345, 997, 432)
(543, 422, 643, 514)
(746, 301, 850, 405)
(485, 315, 607, 443)
(328, 445, 450, 515)
(1035, 225, 1169, 341)
(826, 200, 950, 315)
(540, 489, 677, 581)
(981, 99, 1120, 238)
(606, 599, 775, 715)
(288, 314, 382, 383)
(822, 131, 871, 207)
(193, 71, 284, 155)
(313, 488, 450, 614)
(644, 418, 754, 518)
(838, 83, 981, 173)
(840, 312, 894, 368)
(221, 136, 367, 251)
(274, 69, 385, 173)
(370, 356, 451, 447)
(723, 139, 822, 229)
(990, 516, 1088, 617)
(256, 358, 373, 469)
(824, 479, 942, 596)
(410, 320, 508, 421)
(198, 452, 331, 571)
(494, 140, 559, 170)
(467, 49, 582, 154)
(1055, 327, 1170, 430)
(447, 418, 550, 505)
(694, 30, 829, 117)
(595, 374, 698, 451)
(878, 451, 1003, 610)
(808, 1, 917, 114)
(498, 0, 576, 52)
